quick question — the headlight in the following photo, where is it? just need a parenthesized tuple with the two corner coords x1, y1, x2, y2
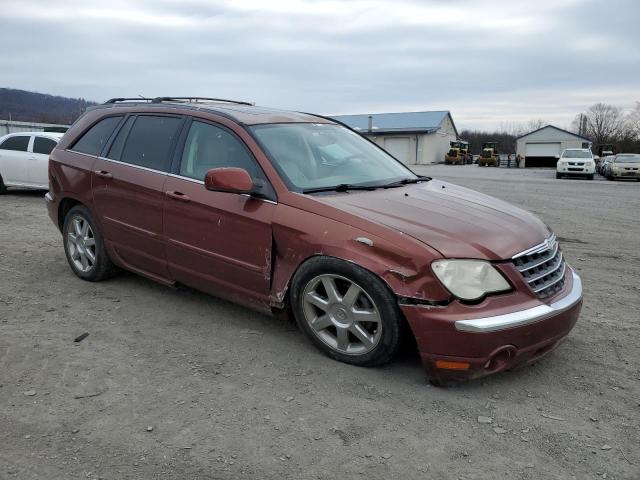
(431, 260, 511, 301)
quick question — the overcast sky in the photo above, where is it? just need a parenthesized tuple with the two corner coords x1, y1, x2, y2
(1, 0, 639, 130)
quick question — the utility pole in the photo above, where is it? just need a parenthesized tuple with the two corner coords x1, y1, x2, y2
(578, 114, 583, 136)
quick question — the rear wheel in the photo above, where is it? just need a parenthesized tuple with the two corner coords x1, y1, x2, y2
(63, 205, 117, 281)
(291, 257, 403, 367)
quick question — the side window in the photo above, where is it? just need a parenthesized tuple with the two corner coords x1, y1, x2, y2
(0, 136, 30, 152)
(106, 116, 135, 161)
(71, 116, 123, 156)
(119, 116, 182, 171)
(179, 121, 261, 181)
(33, 137, 58, 155)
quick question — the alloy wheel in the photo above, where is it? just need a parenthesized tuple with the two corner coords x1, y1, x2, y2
(66, 215, 97, 273)
(301, 274, 382, 355)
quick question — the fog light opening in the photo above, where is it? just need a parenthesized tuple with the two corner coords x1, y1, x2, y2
(484, 347, 516, 372)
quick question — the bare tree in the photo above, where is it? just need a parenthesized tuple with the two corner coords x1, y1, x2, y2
(627, 102, 640, 140)
(526, 119, 547, 132)
(582, 103, 625, 145)
(498, 119, 547, 138)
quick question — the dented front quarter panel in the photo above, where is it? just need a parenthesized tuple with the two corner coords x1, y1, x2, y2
(269, 193, 451, 307)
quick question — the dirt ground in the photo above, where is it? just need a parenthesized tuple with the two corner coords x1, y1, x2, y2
(1, 165, 639, 480)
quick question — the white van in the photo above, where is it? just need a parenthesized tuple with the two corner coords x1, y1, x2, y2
(556, 148, 595, 180)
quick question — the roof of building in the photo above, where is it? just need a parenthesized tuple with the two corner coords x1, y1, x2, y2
(516, 124, 591, 142)
(330, 111, 455, 135)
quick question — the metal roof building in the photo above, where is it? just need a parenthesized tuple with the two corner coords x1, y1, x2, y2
(331, 111, 458, 165)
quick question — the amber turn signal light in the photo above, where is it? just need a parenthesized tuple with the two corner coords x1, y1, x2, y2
(435, 360, 471, 370)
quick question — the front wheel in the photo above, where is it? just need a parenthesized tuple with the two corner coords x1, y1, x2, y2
(63, 205, 117, 281)
(587, 174, 594, 180)
(0, 174, 7, 194)
(291, 257, 403, 367)
(556, 172, 561, 179)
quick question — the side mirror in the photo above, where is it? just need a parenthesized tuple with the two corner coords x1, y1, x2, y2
(204, 167, 254, 194)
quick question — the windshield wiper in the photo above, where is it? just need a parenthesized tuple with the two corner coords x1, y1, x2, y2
(377, 175, 431, 188)
(302, 183, 378, 194)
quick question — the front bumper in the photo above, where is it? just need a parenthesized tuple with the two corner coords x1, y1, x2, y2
(611, 169, 640, 178)
(401, 269, 583, 383)
(45, 191, 59, 230)
(557, 164, 595, 175)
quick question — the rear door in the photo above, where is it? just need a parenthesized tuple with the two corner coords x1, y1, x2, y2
(92, 114, 184, 280)
(30, 136, 58, 187)
(0, 135, 32, 185)
(163, 118, 276, 307)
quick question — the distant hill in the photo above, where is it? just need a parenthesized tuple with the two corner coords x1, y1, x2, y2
(0, 88, 98, 125)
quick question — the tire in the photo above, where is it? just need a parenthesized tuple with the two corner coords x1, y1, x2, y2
(0, 174, 7, 194)
(62, 205, 118, 281)
(587, 174, 594, 180)
(290, 256, 403, 367)
(556, 173, 561, 179)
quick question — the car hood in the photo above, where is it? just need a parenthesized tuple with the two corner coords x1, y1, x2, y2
(313, 179, 550, 260)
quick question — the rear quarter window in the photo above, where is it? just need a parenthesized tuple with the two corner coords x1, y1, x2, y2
(71, 116, 123, 156)
(0, 135, 30, 152)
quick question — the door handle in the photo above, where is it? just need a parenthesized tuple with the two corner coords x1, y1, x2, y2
(166, 191, 191, 202)
(94, 170, 113, 179)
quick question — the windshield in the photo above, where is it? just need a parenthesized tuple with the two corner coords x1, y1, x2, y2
(562, 150, 592, 158)
(615, 154, 640, 163)
(250, 123, 417, 191)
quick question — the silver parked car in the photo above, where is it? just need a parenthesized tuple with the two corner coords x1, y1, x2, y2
(606, 154, 640, 181)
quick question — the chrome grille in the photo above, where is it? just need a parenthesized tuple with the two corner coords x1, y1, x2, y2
(512, 235, 566, 299)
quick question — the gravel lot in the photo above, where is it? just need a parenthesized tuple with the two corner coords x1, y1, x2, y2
(1, 166, 638, 479)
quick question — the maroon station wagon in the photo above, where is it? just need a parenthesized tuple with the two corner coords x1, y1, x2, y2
(46, 97, 583, 384)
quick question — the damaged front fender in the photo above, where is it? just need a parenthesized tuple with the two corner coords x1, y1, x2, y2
(269, 203, 450, 308)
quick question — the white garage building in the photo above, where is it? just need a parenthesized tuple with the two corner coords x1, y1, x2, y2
(331, 111, 458, 165)
(516, 125, 591, 168)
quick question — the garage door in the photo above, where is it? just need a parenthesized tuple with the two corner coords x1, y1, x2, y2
(525, 142, 561, 157)
(384, 137, 415, 164)
(525, 143, 562, 167)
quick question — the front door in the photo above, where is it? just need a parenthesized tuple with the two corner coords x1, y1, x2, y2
(163, 119, 276, 309)
(92, 114, 184, 280)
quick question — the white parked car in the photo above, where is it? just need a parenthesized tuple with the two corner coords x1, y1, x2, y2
(0, 131, 63, 193)
(556, 148, 595, 180)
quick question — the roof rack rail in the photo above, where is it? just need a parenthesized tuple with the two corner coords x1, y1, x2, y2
(150, 97, 254, 106)
(104, 97, 155, 104)
(103, 97, 254, 106)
